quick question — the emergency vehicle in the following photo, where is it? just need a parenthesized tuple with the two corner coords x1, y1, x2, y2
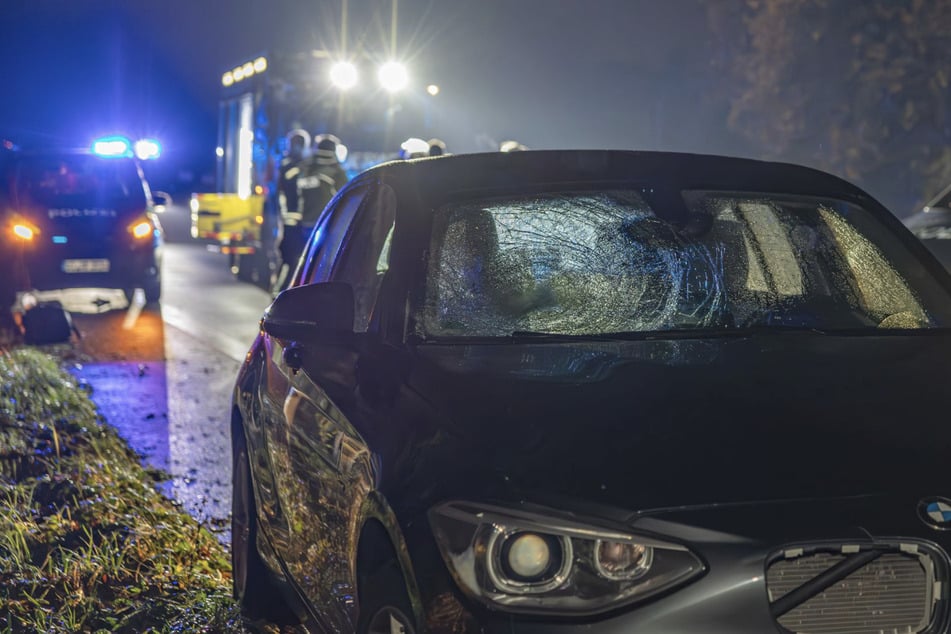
(1, 136, 167, 304)
(191, 50, 435, 286)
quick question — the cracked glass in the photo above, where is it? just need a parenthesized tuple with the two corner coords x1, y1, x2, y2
(419, 190, 944, 337)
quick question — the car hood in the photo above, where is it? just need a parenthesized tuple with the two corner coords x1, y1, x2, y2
(395, 332, 951, 515)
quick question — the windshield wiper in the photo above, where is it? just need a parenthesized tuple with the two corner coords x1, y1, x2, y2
(509, 326, 835, 341)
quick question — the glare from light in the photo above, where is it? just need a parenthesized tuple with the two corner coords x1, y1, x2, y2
(242, 62, 254, 78)
(222, 72, 234, 87)
(233, 66, 245, 81)
(378, 61, 409, 93)
(131, 221, 152, 239)
(255, 215, 264, 225)
(254, 185, 264, 195)
(427, 84, 440, 96)
(134, 139, 162, 161)
(253, 57, 267, 73)
(91, 136, 132, 157)
(335, 143, 348, 163)
(216, 146, 224, 158)
(330, 61, 359, 90)
(237, 127, 253, 199)
(13, 224, 34, 241)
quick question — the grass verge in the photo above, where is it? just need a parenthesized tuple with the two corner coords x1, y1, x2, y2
(0, 348, 246, 633)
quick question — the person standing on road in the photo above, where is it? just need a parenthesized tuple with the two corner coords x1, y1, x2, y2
(273, 129, 310, 293)
(275, 133, 349, 293)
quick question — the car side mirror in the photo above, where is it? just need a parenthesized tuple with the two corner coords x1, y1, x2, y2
(262, 282, 355, 343)
(151, 191, 172, 209)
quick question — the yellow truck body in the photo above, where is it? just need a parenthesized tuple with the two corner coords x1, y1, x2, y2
(190, 193, 266, 255)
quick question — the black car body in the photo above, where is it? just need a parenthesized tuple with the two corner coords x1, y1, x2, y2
(232, 150, 951, 633)
(1, 150, 164, 302)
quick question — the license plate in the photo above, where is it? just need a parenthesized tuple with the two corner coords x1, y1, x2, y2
(62, 259, 110, 273)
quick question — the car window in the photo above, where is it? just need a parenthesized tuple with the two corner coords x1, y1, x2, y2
(12, 155, 146, 211)
(419, 189, 948, 338)
(329, 184, 396, 332)
(299, 185, 370, 286)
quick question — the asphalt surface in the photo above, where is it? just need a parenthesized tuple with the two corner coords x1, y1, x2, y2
(60, 201, 272, 541)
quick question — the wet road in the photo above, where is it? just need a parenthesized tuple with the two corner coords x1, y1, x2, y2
(63, 201, 271, 541)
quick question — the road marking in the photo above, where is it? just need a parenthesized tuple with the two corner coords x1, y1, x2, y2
(122, 288, 146, 330)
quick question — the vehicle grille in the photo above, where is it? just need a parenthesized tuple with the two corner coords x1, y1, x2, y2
(767, 549, 937, 634)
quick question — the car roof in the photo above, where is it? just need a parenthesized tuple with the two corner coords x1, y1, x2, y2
(356, 150, 879, 212)
(9, 149, 137, 161)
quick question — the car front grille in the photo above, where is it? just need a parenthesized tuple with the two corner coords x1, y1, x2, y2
(767, 547, 940, 634)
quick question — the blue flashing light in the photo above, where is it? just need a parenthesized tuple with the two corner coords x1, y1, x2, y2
(92, 136, 132, 158)
(52, 235, 68, 244)
(134, 138, 162, 160)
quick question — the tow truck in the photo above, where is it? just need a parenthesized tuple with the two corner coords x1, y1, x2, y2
(191, 50, 436, 287)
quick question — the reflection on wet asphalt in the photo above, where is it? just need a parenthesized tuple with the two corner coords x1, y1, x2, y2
(55, 210, 271, 543)
(69, 361, 171, 474)
(162, 323, 240, 539)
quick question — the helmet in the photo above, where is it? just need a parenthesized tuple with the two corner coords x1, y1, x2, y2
(313, 133, 341, 153)
(400, 137, 430, 159)
(312, 133, 344, 163)
(427, 138, 447, 157)
(286, 129, 311, 159)
(499, 139, 528, 153)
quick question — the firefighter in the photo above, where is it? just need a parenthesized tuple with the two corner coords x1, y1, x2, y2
(274, 133, 349, 293)
(273, 129, 310, 293)
(298, 133, 348, 228)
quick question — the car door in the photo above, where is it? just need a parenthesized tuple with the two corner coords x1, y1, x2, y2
(261, 182, 397, 630)
(254, 185, 370, 551)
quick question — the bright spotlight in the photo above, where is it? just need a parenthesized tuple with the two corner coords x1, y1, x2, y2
(427, 84, 440, 96)
(378, 61, 408, 93)
(330, 61, 358, 90)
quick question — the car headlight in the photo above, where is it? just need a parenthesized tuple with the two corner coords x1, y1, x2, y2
(429, 501, 704, 616)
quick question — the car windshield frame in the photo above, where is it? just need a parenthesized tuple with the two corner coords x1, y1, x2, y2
(413, 185, 951, 341)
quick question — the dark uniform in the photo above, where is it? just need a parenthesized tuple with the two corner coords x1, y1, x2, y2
(274, 135, 348, 293)
(274, 130, 309, 292)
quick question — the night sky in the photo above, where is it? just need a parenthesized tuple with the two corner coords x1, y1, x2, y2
(0, 0, 748, 188)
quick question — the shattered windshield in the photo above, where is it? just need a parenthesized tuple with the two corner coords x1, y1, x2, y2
(419, 189, 949, 338)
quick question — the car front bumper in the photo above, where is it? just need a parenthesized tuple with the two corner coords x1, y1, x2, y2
(419, 495, 951, 634)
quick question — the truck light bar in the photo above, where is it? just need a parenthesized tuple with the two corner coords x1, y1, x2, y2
(223, 56, 268, 87)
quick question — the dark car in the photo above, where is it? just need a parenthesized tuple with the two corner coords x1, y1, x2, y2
(231, 150, 951, 634)
(1, 148, 165, 303)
